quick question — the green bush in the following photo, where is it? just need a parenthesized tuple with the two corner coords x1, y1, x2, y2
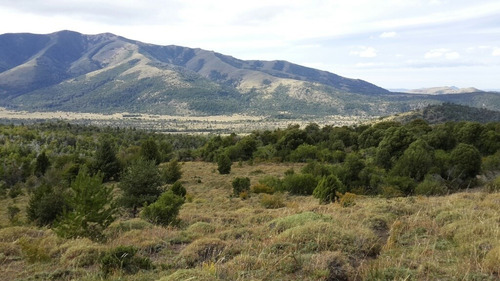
(27, 184, 68, 227)
(232, 177, 250, 197)
(217, 154, 232, 174)
(313, 175, 344, 204)
(415, 175, 448, 196)
(258, 176, 283, 192)
(171, 181, 187, 197)
(100, 246, 153, 276)
(283, 173, 318, 195)
(141, 191, 184, 226)
(163, 159, 182, 184)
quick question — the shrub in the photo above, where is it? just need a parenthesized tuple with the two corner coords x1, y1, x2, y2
(141, 191, 184, 226)
(260, 193, 286, 209)
(259, 176, 283, 192)
(415, 175, 448, 196)
(339, 192, 356, 207)
(313, 175, 344, 204)
(7, 204, 20, 224)
(217, 154, 232, 174)
(283, 173, 318, 195)
(485, 176, 500, 193)
(179, 238, 227, 267)
(27, 184, 68, 227)
(232, 177, 250, 197)
(251, 183, 274, 194)
(100, 246, 153, 276)
(163, 159, 182, 184)
(18, 237, 51, 263)
(171, 181, 187, 197)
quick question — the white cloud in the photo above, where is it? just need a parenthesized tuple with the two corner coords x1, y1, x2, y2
(350, 47, 377, 58)
(424, 48, 460, 60)
(493, 48, 500, 56)
(424, 48, 449, 59)
(379, 31, 397, 38)
(445, 52, 460, 60)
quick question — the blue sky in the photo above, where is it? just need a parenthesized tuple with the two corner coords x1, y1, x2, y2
(0, 0, 499, 89)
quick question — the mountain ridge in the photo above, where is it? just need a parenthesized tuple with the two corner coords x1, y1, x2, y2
(1, 30, 499, 116)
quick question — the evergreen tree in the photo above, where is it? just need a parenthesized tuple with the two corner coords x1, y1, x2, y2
(54, 169, 116, 241)
(119, 158, 162, 216)
(171, 181, 187, 198)
(27, 184, 67, 226)
(140, 138, 161, 165)
(93, 138, 121, 182)
(34, 151, 50, 177)
(313, 175, 344, 204)
(449, 143, 482, 181)
(392, 139, 435, 182)
(163, 159, 182, 184)
(217, 154, 232, 174)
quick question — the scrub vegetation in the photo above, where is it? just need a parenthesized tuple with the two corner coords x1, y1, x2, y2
(1, 119, 499, 280)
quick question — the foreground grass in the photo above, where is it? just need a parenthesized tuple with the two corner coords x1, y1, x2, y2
(1, 162, 499, 280)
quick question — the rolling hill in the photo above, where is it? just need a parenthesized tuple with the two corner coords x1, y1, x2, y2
(1, 30, 500, 117)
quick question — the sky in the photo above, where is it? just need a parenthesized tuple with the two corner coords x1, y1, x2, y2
(1, 0, 500, 90)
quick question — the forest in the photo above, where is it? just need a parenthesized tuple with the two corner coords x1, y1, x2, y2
(1, 120, 500, 280)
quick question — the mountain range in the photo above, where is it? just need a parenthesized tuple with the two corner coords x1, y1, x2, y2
(1, 30, 499, 117)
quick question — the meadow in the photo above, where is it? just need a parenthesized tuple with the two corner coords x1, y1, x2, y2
(1, 161, 499, 281)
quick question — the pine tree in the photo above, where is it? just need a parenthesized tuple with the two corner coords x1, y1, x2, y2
(140, 138, 161, 165)
(93, 138, 121, 182)
(54, 168, 116, 241)
(217, 154, 232, 174)
(119, 158, 162, 217)
(34, 151, 50, 176)
(163, 159, 182, 184)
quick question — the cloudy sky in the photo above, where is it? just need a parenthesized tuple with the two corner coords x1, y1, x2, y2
(1, 0, 499, 90)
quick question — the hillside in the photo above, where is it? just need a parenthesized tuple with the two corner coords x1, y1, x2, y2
(1, 31, 500, 116)
(382, 103, 500, 124)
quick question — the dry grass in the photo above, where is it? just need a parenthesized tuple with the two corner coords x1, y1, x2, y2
(1, 161, 499, 280)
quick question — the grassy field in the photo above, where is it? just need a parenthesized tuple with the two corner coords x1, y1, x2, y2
(1, 161, 499, 280)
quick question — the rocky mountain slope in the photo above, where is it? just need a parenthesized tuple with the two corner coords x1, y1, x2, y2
(1, 30, 499, 116)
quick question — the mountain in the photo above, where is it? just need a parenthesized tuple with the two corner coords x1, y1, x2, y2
(1, 30, 500, 117)
(401, 86, 483, 95)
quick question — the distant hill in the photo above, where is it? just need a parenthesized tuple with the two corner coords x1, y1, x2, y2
(1, 31, 500, 116)
(383, 103, 500, 124)
(402, 86, 483, 95)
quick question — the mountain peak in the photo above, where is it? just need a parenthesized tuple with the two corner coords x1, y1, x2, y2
(1, 31, 499, 117)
